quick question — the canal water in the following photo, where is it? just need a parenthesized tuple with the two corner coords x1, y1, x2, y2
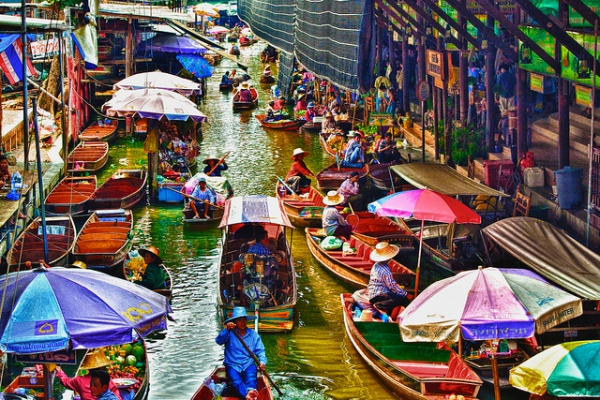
(101, 44, 526, 399)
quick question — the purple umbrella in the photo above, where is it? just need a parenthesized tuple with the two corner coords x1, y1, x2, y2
(0, 267, 172, 354)
(140, 33, 207, 55)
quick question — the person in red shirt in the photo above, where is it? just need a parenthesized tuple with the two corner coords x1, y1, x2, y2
(284, 148, 315, 193)
(55, 349, 123, 400)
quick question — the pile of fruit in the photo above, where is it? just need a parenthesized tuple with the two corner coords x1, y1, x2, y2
(105, 342, 146, 391)
(125, 256, 146, 281)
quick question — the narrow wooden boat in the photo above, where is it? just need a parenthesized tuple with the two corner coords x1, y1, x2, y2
(219, 82, 233, 91)
(7, 215, 76, 271)
(45, 176, 97, 215)
(259, 75, 275, 84)
(218, 196, 297, 333)
(256, 114, 307, 131)
(300, 118, 323, 132)
(90, 169, 147, 210)
(275, 183, 325, 228)
(347, 212, 415, 248)
(232, 88, 259, 110)
(191, 366, 273, 400)
(79, 119, 118, 142)
(319, 132, 342, 158)
(72, 209, 133, 276)
(3, 339, 150, 400)
(183, 204, 225, 225)
(239, 36, 251, 46)
(230, 45, 241, 55)
(341, 293, 482, 400)
(123, 254, 173, 302)
(182, 174, 233, 224)
(315, 162, 369, 192)
(306, 228, 415, 290)
(67, 141, 109, 174)
(369, 162, 396, 192)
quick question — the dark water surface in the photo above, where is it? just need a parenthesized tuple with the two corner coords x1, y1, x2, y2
(103, 44, 524, 400)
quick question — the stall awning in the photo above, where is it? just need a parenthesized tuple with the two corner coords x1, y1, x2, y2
(483, 217, 600, 300)
(390, 163, 509, 197)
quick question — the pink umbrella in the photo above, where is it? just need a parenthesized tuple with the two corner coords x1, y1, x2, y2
(208, 26, 229, 35)
(368, 189, 481, 296)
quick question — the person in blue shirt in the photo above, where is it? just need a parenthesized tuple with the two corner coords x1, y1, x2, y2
(496, 64, 516, 116)
(216, 307, 267, 399)
(190, 177, 216, 219)
(247, 225, 271, 256)
(342, 131, 364, 167)
(368, 242, 409, 321)
(203, 155, 228, 177)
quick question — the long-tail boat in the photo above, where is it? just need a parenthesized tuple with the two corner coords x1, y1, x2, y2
(217, 196, 297, 333)
(123, 252, 173, 301)
(341, 293, 482, 400)
(72, 209, 133, 276)
(45, 176, 97, 215)
(90, 169, 147, 210)
(7, 215, 76, 271)
(347, 212, 415, 248)
(232, 87, 258, 110)
(275, 183, 325, 228)
(79, 119, 119, 142)
(256, 114, 306, 131)
(306, 228, 414, 290)
(67, 141, 109, 175)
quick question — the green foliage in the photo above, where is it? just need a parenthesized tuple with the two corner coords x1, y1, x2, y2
(438, 123, 486, 166)
(356, 123, 378, 136)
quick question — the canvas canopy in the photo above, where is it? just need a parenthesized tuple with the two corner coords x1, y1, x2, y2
(483, 217, 600, 300)
(390, 163, 509, 197)
(218, 195, 293, 228)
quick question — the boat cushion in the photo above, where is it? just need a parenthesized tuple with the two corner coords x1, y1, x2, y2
(392, 361, 449, 378)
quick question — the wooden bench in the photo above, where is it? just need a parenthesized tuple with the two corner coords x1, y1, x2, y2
(392, 361, 449, 378)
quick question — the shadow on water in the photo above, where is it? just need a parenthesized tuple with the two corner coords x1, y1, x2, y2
(100, 42, 528, 399)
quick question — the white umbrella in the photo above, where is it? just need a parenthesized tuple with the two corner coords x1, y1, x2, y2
(193, 3, 219, 17)
(114, 70, 202, 96)
(106, 89, 207, 122)
(102, 88, 196, 111)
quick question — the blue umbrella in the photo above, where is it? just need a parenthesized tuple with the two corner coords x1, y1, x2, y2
(0, 267, 172, 354)
(176, 54, 213, 79)
(140, 33, 207, 55)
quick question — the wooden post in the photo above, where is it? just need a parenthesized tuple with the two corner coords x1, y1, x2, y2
(126, 18, 133, 77)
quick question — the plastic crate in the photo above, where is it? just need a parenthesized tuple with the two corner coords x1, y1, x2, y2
(483, 159, 514, 192)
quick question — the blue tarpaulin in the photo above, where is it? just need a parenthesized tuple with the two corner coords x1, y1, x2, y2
(176, 54, 213, 78)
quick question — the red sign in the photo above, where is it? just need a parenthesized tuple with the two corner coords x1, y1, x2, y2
(417, 81, 430, 102)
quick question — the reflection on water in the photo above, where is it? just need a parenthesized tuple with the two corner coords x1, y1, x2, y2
(104, 43, 516, 400)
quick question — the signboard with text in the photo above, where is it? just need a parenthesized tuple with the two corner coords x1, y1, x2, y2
(30, 37, 60, 59)
(16, 350, 77, 365)
(426, 50, 446, 80)
(530, 73, 545, 93)
(575, 85, 593, 107)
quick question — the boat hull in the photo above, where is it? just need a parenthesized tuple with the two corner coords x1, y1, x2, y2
(67, 141, 109, 174)
(276, 184, 324, 228)
(341, 293, 482, 399)
(191, 366, 273, 400)
(45, 176, 97, 215)
(72, 209, 133, 276)
(182, 205, 224, 224)
(79, 119, 119, 142)
(232, 88, 258, 110)
(8, 215, 76, 271)
(316, 162, 369, 192)
(306, 228, 415, 290)
(256, 114, 307, 131)
(91, 169, 147, 210)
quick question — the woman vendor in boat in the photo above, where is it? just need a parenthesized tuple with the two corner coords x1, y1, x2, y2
(266, 101, 281, 121)
(342, 131, 364, 167)
(55, 349, 122, 400)
(368, 242, 410, 321)
(0, 155, 11, 187)
(321, 111, 338, 134)
(238, 82, 254, 102)
(337, 171, 365, 211)
(303, 102, 316, 122)
(190, 177, 216, 219)
(284, 148, 315, 193)
(203, 155, 228, 177)
(322, 191, 353, 240)
(215, 307, 267, 400)
(221, 71, 232, 85)
(138, 246, 167, 290)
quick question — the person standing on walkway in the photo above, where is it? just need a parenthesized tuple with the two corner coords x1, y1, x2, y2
(285, 148, 315, 193)
(496, 64, 516, 116)
(216, 307, 267, 400)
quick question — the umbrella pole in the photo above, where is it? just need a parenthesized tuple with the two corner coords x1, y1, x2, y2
(414, 219, 425, 298)
(489, 340, 501, 400)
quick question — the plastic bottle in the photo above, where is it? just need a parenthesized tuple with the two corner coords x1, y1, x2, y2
(381, 313, 389, 323)
(12, 171, 22, 189)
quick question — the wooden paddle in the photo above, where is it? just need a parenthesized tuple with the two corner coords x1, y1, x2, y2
(276, 176, 302, 201)
(231, 329, 283, 396)
(346, 203, 359, 227)
(165, 187, 224, 210)
(207, 152, 230, 176)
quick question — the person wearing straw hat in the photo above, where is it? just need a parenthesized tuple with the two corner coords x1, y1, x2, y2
(137, 246, 166, 290)
(203, 154, 228, 177)
(216, 307, 267, 400)
(368, 242, 409, 321)
(238, 82, 253, 102)
(285, 148, 315, 193)
(56, 349, 122, 400)
(321, 111, 338, 134)
(321, 191, 353, 240)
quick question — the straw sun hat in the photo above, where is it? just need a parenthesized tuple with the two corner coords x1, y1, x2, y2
(202, 155, 220, 164)
(291, 148, 308, 159)
(369, 242, 400, 262)
(138, 246, 162, 264)
(241, 82, 250, 89)
(323, 190, 344, 206)
(80, 349, 113, 370)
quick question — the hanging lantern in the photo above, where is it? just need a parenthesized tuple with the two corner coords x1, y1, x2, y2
(426, 26, 432, 36)
(578, 54, 590, 79)
(406, 25, 412, 36)
(520, 42, 532, 64)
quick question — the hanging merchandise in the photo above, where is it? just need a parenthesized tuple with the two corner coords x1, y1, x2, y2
(143, 125, 158, 154)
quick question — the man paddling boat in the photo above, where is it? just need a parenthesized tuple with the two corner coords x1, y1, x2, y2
(216, 307, 267, 400)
